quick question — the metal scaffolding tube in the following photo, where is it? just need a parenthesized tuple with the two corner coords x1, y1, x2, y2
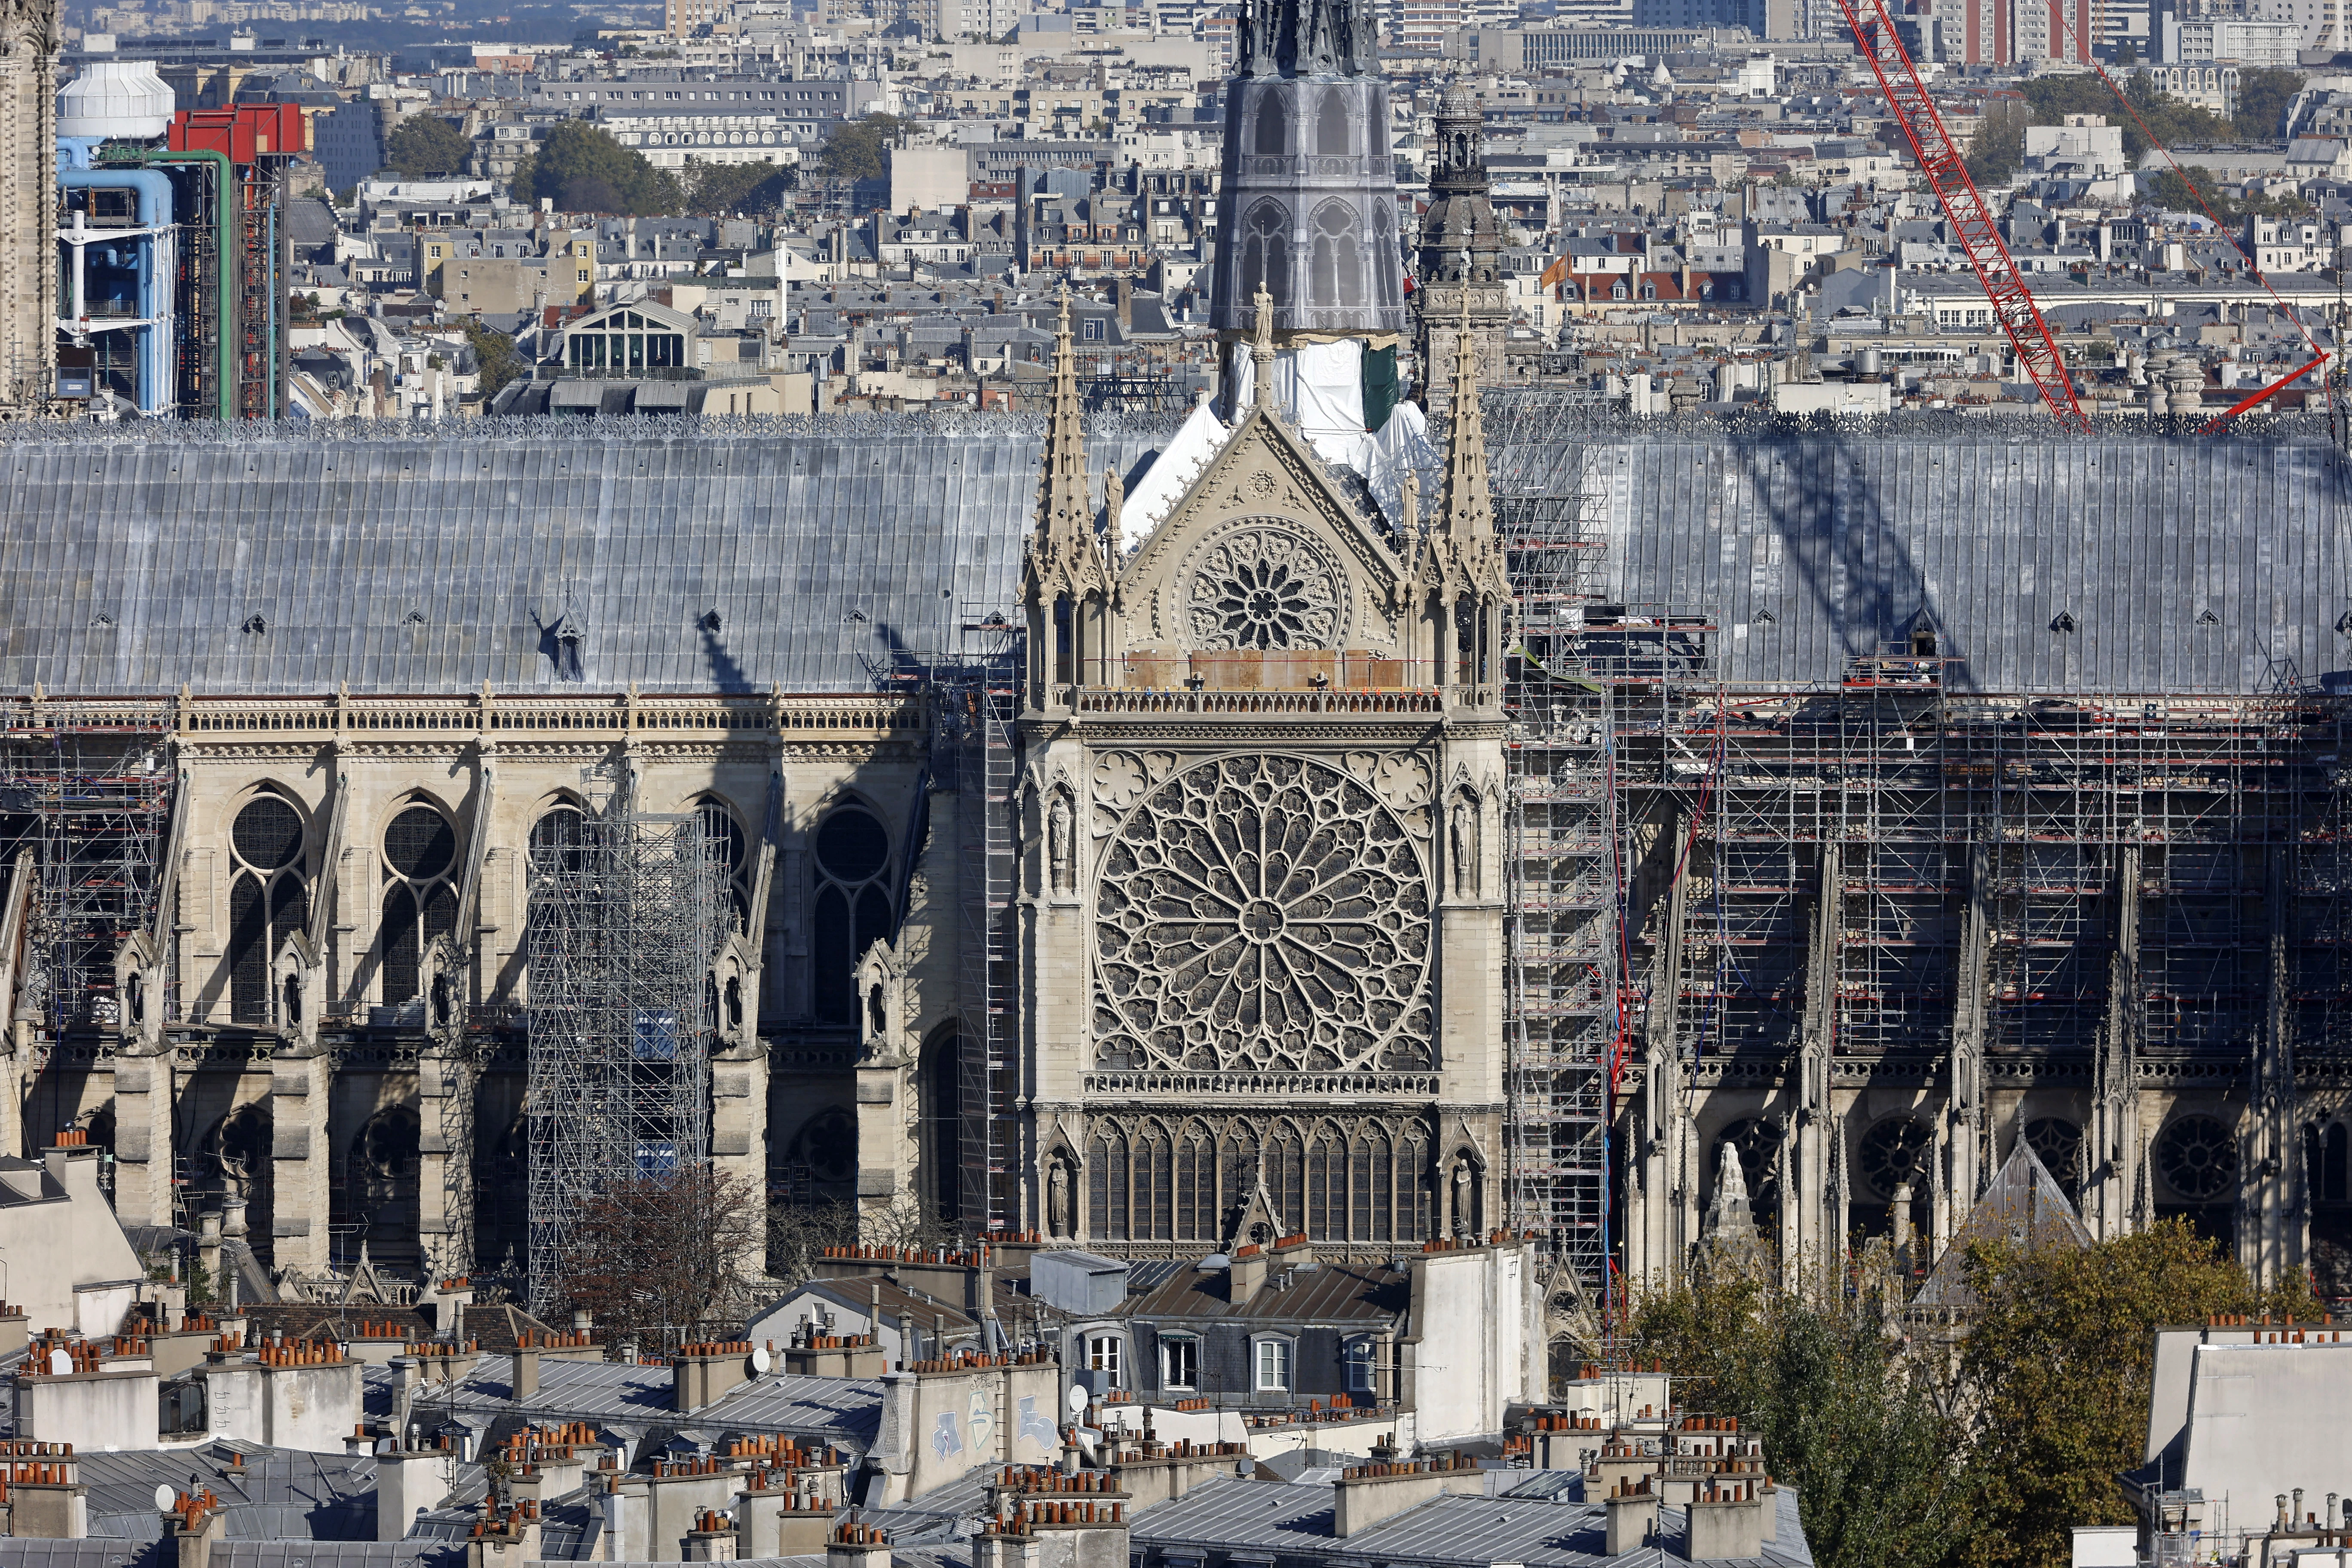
(0, 699, 175, 1041)
(523, 764, 726, 1313)
(1491, 398, 1625, 1293)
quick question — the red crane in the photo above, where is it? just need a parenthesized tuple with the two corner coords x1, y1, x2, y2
(1830, 0, 2093, 433)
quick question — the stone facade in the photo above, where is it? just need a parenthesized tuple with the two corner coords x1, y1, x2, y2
(0, 0, 60, 416)
(989, 301, 1512, 1258)
(15, 689, 927, 1282)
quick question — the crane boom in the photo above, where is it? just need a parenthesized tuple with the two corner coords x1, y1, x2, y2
(1830, 0, 2093, 433)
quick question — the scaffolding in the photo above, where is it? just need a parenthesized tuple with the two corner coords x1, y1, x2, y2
(522, 764, 727, 1313)
(922, 629, 1025, 1235)
(1491, 402, 1626, 1294)
(0, 700, 175, 1039)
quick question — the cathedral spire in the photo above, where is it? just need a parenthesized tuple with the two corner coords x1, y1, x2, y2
(1026, 291, 1106, 607)
(1439, 294, 1494, 549)
(1036, 289, 1090, 539)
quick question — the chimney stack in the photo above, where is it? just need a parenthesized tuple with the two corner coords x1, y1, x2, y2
(1228, 1246, 1267, 1305)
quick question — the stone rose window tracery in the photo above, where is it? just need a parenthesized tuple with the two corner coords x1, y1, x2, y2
(1092, 755, 1432, 1073)
(1185, 526, 1344, 652)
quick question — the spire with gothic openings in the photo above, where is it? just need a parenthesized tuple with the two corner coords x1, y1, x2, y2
(1024, 289, 1107, 612)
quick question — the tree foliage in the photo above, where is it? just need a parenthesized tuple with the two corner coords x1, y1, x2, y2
(512, 122, 682, 216)
(551, 1165, 764, 1351)
(680, 158, 796, 215)
(1624, 1261, 1973, 1568)
(2146, 163, 2312, 219)
(1967, 75, 2238, 185)
(459, 319, 525, 398)
(818, 113, 914, 184)
(1957, 1222, 2319, 1568)
(1966, 96, 2031, 185)
(2234, 67, 2306, 141)
(386, 115, 472, 179)
(1616, 1225, 2324, 1568)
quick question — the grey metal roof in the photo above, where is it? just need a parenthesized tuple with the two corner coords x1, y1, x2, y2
(5, 410, 2349, 699)
(0, 420, 1173, 696)
(1117, 1260, 1409, 1325)
(76, 1446, 381, 1544)
(566, 1552, 971, 1568)
(1130, 1475, 1814, 1568)
(1488, 412, 2352, 696)
(211, 1544, 462, 1568)
(0, 1544, 168, 1568)
(435, 1354, 883, 1451)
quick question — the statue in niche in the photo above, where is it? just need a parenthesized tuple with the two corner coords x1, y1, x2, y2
(1047, 1153, 1075, 1238)
(1452, 1156, 1474, 1236)
(1449, 795, 1479, 899)
(1048, 789, 1076, 895)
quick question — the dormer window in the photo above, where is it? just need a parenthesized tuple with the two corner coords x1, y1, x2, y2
(552, 611, 585, 682)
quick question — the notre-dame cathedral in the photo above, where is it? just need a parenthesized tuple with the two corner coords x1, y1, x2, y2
(6, 0, 2349, 1305)
(0, 0, 1517, 1287)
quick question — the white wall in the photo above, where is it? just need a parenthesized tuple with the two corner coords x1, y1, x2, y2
(2174, 1340, 2352, 1522)
(1404, 1242, 1541, 1442)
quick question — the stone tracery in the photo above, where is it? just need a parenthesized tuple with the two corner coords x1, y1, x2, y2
(1184, 526, 1345, 651)
(1092, 754, 1432, 1074)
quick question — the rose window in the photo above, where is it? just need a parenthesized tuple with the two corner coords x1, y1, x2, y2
(1185, 528, 1343, 651)
(2156, 1115, 2238, 1200)
(1092, 755, 1432, 1073)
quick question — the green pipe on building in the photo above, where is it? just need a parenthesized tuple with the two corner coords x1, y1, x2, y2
(100, 145, 237, 421)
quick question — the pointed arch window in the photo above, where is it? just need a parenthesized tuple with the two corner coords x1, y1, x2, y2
(2316, 1121, 2348, 1204)
(381, 804, 457, 1007)
(1253, 94, 1287, 155)
(1311, 202, 1363, 309)
(1178, 1131, 1214, 1240)
(1317, 91, 1350, 155)
(698, 797, 752, 935)
(1308, 1127, 1344, 1239)
(1138, 1125, 1174, 1240)
(811, 805, 892, 1025)
(227, 794, 308, 1026)
(1241, 201, 1290, 311)
(1089, 1125, 1130, 1242)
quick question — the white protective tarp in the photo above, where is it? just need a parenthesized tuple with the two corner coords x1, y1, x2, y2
(1222, 340, 1439, 537)
(1119, 392, 1231, 554)
(1275, 339, 1366, 454)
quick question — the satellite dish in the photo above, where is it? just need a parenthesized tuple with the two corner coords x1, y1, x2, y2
(153, 1485, 176, 1513)
(750, 1345, 772, 1375)
(47, 1349, 72, 1376)
(1066, 1383, 1090, 1415)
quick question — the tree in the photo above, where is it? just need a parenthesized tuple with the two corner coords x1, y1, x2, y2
(2008, 74, 2232, 162)
(1623, 1259, 1973, 1568)
(386, 115, 472, 180)
(511, 122, 682, 216)
(550, 1165, 765, 1350)
(766, 1195, 861, 1287)
(2112, 39, 2140, 66)
(1956, 1222, 2320, 1568)
(2234, 67, 2307, 141)
(2148, 162, 2311, 219)
(818, 113, 914, 184)
(1966, 96, 2030, 185)
(681, 158, 796, 215)
(460, 319, 525, 398)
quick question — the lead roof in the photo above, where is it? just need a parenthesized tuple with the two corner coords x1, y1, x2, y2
(0, 412, 2346, 698)
(1130, 1474, 1815, 1568)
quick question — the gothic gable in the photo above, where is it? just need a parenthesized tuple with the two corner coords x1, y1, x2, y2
(1112, 405, 1407, 664)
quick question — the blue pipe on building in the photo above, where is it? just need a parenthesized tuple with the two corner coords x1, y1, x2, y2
(58, 167, 176, 416)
